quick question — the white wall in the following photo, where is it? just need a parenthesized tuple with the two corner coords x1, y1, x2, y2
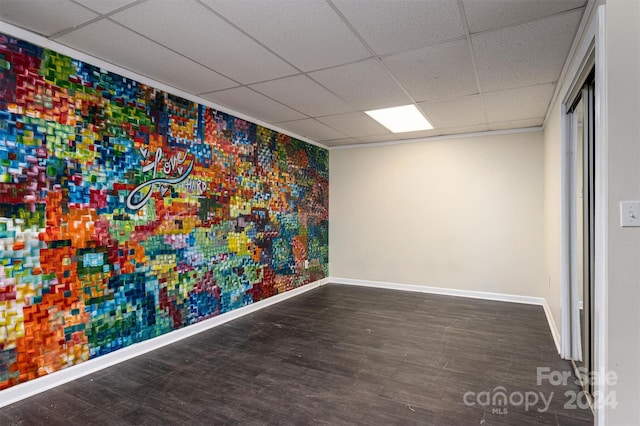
(603, 0, 640, 423)
(330, 131, 545, 297)
(543, 1, 640, 423)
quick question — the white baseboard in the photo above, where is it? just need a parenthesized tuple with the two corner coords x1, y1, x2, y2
(542, 299, 562, 355)
(329, 277, 545, 305)
(0, 277, 330, 409)
(329, 277, 561, 354)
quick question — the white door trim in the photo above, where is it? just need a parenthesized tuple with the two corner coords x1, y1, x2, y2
(559, 5, 607, 425)
(593, 6, 608, 426)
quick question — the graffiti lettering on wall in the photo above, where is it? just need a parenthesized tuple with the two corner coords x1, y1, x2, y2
(0, 33, 329, 390)
(127, 147, 195, 210)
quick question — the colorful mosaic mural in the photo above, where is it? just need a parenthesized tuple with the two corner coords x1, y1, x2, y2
(0, 33, 329, 390)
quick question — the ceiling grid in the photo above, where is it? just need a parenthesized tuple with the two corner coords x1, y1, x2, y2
(0, 0, 587, 147)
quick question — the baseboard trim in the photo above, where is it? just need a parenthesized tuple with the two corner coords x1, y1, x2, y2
(330, 277, 544, 305)
(542, 299, 562, 355)
(330, 277, 561, 354)
(0, 277, 330, 408)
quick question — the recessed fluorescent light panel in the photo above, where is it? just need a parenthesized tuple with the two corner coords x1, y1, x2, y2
(365, 104, 434, 133)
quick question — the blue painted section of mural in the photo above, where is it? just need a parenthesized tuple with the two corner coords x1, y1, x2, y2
(0, 32, 328, 389)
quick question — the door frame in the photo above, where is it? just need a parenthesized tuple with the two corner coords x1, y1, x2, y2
(559, 5, 607, 425)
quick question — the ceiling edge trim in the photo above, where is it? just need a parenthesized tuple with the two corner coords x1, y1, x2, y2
(0, 20, 329, 150)
(328, 126, 544, 150)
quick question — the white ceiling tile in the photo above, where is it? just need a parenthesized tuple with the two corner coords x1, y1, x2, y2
(277, 119, 347, 141)
(55, 20, 237, 94)
(110, 0, 297, 84)
(201, 87, 305, 123)
(473, 10, 583, 92)
(418, 95, 486, 128)
(383, 38, 478, 102)
(316, 112, 390, 138)
(168, 70, 235, 95)
(202, 0, 370, 71)
(488, 117, 544, 130)
(0, 0, 97, 37)
(308, 59, 412, 111)
(73, 0, 139, 14)
(463, 0, 586, 34)
(333, 0, 464, 55)
(483, 83, 555, 122)
(251, 74, 355, 117)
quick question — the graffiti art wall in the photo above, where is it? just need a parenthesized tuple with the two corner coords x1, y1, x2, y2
(0, 33, 329, 390)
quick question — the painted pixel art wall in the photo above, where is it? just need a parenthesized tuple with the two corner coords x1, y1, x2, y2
(0, 33, 329, 391)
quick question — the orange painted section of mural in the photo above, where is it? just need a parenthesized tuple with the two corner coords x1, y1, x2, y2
(0, 33, 328, 390)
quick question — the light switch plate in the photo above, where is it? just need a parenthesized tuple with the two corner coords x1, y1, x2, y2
(620, 201, 640, 227)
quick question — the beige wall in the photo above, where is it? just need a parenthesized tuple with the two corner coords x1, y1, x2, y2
(543, 100, 563, 345)
(329, 131, 545, 297)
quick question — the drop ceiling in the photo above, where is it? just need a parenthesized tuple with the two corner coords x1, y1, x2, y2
(0, 0, 586, 147)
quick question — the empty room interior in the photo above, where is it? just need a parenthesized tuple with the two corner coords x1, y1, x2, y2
(0, 0, 638, 424)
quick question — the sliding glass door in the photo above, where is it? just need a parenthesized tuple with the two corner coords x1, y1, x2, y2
(568, 72, 595, 401)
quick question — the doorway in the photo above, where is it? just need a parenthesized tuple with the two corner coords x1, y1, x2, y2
(567, 71, 595, 402)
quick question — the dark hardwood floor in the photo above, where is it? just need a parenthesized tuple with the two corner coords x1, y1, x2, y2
(0, 284, 593, 425)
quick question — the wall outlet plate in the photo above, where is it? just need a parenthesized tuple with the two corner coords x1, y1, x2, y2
(620, 201, 640, 227)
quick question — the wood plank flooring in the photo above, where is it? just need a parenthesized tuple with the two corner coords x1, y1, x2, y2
(0, 284, 593, 425)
